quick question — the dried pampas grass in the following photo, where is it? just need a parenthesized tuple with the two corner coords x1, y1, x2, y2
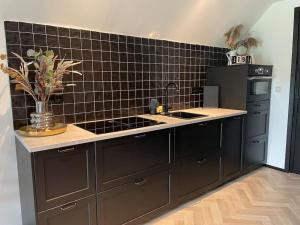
(224, 24, 258, 54)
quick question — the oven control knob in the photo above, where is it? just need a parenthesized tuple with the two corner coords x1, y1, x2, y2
(255, 67, 265, 74)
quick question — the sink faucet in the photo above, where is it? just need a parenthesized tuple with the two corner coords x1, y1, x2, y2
(164, 82, 179, 115)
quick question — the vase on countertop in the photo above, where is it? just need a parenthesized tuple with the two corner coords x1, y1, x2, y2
(30, 101, 54, 130)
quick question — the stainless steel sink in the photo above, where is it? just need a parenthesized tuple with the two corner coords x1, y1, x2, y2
(164, 111, 208, 119)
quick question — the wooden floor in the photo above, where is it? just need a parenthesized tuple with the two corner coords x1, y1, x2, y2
(149, 168, 300, 225)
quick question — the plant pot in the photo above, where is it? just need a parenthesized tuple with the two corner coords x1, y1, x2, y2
(226, 50, 237, 65)
(30, 101, 54, 130)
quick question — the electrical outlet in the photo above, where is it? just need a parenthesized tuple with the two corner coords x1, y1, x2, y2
(191, 87, 202, 94)
(275, 86, 282, 93)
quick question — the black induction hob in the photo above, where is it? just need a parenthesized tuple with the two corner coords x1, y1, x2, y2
(75, 116, 165, 135)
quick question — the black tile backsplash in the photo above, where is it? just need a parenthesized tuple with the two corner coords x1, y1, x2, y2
(4, 21, 228, 129)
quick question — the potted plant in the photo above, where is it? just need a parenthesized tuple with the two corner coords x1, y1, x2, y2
(0, 49, 82, 134)
(224, 24, 258, 65)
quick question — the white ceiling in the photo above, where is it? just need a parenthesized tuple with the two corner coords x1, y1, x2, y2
(0, 0, 282, 47)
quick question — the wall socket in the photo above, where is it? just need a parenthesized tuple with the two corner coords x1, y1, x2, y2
(191, 87, 202, 94)
(275, 86, 282, 93)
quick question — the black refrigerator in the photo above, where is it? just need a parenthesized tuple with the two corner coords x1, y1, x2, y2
(207, 64, 273, 172)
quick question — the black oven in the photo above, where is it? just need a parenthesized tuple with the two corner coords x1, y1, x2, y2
(247, 66, 272, 101)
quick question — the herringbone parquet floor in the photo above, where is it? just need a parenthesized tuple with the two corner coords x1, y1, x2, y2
(149, 167, 300, 225)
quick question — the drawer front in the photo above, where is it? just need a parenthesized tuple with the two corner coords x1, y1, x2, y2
(246, 110, 269, 139)
(244, 137, 267, 169)
(175, 120, 221, 159)
(97, 129, 170, 191)
(98, 171, 169, 225)
(173, 150, 220, 201)
(37, 196, 97, 225)
(34, 143, 96, 211)
(247, 100, 270, 112)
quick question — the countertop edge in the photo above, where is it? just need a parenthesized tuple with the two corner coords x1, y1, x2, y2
(15, 109, 247, 153)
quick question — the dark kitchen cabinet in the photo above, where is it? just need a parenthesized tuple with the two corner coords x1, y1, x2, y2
(245, 109, 269, 139)
(244, 101, 270, 171)
(173, 121, 221, 204)
(16, 140, 97, 225)
(98, 170, 169, 225)
(247, 100, 270, 112)
(207, 65, 273, 110)
(16, 116, 246, 225)
(207, 65, 272, 173)
(37, 196, 97, 225)
(244, 136, 267, 170)
(34, 143, 96, 211)
(173, 150, 220, 203)
(174, 120, 221, 159)
(96, 129, 170, 191)
(221, 116, 244, 181)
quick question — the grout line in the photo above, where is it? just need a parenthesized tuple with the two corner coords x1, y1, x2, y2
(5, 21, 228, 128)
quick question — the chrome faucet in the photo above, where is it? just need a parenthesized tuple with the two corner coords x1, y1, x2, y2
(164, 82, 179, 115)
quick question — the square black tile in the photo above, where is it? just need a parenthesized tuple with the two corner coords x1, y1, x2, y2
(5, 20, 227, 129)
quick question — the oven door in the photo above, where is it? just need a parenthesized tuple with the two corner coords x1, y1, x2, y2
(247, 76, 272, 102)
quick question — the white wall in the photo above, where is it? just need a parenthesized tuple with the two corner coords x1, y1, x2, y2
(0, 0, 280, 224)
(1, 0, 278, 47)
(0, 9, 22, 225)
(251, 0, 300, 169)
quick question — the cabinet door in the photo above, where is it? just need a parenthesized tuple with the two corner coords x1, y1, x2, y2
(175, 121, 221, 159)
(222, 116, 243, 180)
(38, 196, 96, 225)
(97, 129, 170, 191)
(34, 143, 96, 211)
(173, 149, 220, 203)
(98, 171, 169, 225)
(244, 136, 267, 169)
(246, 110, 269, 139)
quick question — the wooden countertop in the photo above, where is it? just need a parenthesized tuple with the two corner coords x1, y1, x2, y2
(15, 108, 247, 153)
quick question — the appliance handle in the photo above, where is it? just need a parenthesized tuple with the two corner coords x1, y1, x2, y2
(247, 76, 273, 80)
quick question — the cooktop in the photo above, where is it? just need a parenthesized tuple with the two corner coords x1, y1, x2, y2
(75, 116, 165, 135)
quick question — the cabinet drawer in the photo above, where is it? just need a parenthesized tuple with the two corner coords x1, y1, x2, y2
(97, 129, 170, 191)
(244, 136, 267, 169)
(34, 143, 96, 211)
(175, 120, 221, 159)
(98, 171, 169, 225)
(173, 150, 220, 202)
(37, 196, 97, 225)
(246, 110, 269, 139)
(247, 101, 270, 112)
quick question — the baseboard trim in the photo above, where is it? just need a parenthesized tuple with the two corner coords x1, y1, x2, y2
(264, 164, 289, 172)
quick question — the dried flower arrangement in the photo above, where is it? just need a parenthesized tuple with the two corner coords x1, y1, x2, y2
(224, 24, 258, 55)
(0, 49, 81, 103)
(1, 50, 82, 134)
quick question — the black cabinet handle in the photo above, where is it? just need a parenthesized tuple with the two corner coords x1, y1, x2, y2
(198, 123, 207, 127)
(60, 202, 77, 211)
(134, 178, 147, 186)
(220, 123, 223, 149)
(252, 140, 260, 144)
(58, 147, 75, 153)
(233, 116, 241, 120)
(134, 134, 147, 139)
(254, 104, 261, 107)
(196, 158, 207, 165)
(253, 111, 261, 115)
